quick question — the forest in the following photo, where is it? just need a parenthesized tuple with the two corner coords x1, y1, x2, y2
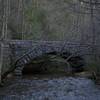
(0, 0, 100, 100)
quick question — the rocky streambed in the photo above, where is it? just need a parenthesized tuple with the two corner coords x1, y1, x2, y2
(0, 75, 100, 100)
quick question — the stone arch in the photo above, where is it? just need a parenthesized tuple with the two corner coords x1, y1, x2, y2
(13, 45, 56, 76)
(6, 41, 91, 77)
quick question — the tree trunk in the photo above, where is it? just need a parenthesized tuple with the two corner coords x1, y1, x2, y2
(0, 42, 4, 85)
(0, 0, 9, 85)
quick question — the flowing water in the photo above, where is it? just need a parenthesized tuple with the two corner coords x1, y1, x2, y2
(0, 75, 100, 100)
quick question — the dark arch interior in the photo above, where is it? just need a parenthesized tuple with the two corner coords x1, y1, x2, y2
(22, 52, 85, 76)
(22, 63, 45, 75)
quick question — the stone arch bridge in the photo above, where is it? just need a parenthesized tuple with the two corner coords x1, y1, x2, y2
(1, 40, 100, 79)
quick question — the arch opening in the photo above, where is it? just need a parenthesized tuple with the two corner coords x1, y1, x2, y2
(21, 51, 85, 76)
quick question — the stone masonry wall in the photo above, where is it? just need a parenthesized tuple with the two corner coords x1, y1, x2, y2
(2, 40, 100, 76)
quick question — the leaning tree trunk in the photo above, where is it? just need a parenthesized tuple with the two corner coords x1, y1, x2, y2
(0, 42, 4, 85)
(0, 0, 9, 85)
(0, 0, 4, 85)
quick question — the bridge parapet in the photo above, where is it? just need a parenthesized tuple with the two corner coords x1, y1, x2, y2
(8, 40, 93, 60)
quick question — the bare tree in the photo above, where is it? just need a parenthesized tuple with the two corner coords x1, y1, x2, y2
(22, 0, 25, 39)
(0, 0, 5, 85)
(0, 0, 9, 85)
